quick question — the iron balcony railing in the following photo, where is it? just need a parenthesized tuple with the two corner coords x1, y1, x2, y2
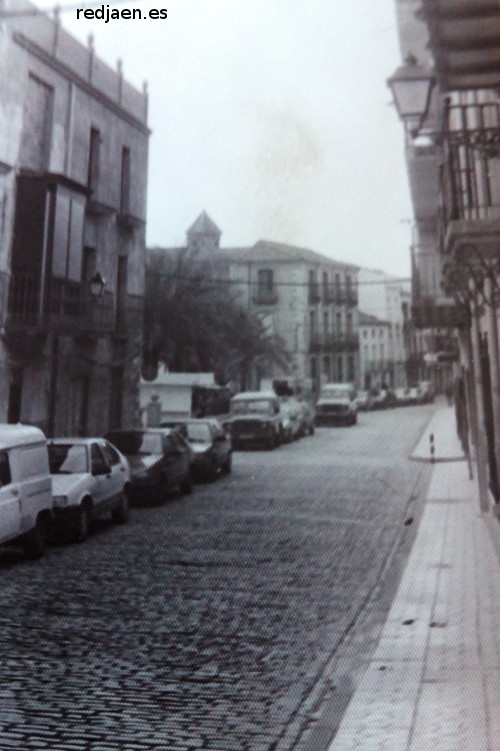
(335, 333, 360, 352)
(309, 332, 359, 352)
(322, 285, 358, 306)
(252, 287, 279, 305)
(440, 99, 500, 239)
(7, 273, 115, 333)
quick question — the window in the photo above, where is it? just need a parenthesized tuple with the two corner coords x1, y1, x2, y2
(0, 451, 11, 487)
(102, 442, 121, 467)
(52, 188, 85, 282)
(48, 444, 88, 474)
(258, 268, 273, 292)
(20, 74, 54, 171)
(91, 443, 109, 474)
(323, 311, 329, 336)
(256, 269, 276, 303)
(322, 271, 329, 301)
(88, 128, 101, 193)
(308, 270, 319, 303)
(310, 357, 317, 381)
(120, 146, 131, 213)
(348, 356, 355, 382)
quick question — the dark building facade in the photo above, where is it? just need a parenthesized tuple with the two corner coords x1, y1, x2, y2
(0, 0, 149, 435)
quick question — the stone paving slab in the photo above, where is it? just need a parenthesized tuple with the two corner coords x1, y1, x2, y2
(328, 416, 500, 751)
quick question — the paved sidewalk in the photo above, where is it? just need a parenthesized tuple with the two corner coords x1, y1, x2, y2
(327, 406, 500, 751)
(410, 403, 465, 462)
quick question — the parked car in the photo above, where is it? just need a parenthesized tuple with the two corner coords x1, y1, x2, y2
(297, 400, 316, 436)
(408, 386, 423, 405)
(0, 425, 53, 559)
(367, 388, 389, 410)
(105, 428, 193, 503)
(48, 438, 130, 542)
(162, 418, 232, 481)
(354, 390, 371, 411)
(417, 380, 435, 404)
(394, 387, 411, 406)
(225, 391, 283, 449)
(315, 383, 358, 426)
(279, 397, 303, 441)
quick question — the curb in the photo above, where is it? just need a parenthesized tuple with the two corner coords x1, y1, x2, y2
(409, 455, 466, 464)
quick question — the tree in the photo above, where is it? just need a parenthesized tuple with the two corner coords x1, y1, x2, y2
(144, 248, 290, 388)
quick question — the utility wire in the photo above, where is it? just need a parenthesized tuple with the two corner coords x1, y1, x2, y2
(148, 272, 412, 288)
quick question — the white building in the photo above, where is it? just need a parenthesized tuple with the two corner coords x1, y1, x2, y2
(358, 268, 412, 388)
(358, 312, 392, 390)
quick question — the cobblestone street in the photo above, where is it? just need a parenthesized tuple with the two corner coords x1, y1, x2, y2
(0, 406, 434, 750)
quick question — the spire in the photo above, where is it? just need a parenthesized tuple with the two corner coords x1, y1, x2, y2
(186, 211, 221, 254)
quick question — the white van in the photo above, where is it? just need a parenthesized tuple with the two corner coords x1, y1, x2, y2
(0, 425, 53, 558)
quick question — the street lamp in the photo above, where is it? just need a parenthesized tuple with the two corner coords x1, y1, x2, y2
(89, 271, 106, 300)
(387, 54, 435, 136)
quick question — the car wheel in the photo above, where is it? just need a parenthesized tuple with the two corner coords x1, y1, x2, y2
(265, 434, 276, 450)
(221, 454, 232, 475)
(111, 491, 129, 524)
(180, 471, 193, 495)
(23, 515, 47, 559)
(73, 502, 90, 543)
(309, 424, 315, 436)
(206, 459, 218, 482)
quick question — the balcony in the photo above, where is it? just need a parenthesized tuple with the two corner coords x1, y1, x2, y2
(7, 274, 115, 335)
(252, 287, 279, 305)
(335, 333, 360, 352)
(116, 211, 146, 231)
(440, 100, 500, 262)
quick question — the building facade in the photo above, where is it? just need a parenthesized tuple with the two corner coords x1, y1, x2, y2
(0, 0, 149, 435)
(358, 312, 392, 390)
(358, 268, 413, 388)
(150, 213, 361, 393)
(391, 0, 500, 508)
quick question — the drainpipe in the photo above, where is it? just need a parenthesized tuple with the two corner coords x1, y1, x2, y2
(470, 282, 490, 512)
(485, 275, 500, 502)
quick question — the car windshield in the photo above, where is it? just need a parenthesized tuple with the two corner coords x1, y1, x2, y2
(320, 388, 350, 399)
(48, 444, 88, 474)
(107, 432, 163, 456)
(186, 423, 211, 443)
(231, 399, 273, 415)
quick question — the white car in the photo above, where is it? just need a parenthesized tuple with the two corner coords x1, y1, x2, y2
(279, 397, 303, 441)
(48, 438, 131, 542)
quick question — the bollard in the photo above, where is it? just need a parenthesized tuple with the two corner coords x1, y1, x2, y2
(430, 433, 435, 463)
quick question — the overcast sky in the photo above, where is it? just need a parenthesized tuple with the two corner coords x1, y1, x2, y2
(36, 0, 413, 277)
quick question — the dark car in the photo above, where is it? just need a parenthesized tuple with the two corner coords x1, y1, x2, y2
(105, 429, 193, 503)
(162, 418, 232, 481)
(225, 392, 283, 449)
